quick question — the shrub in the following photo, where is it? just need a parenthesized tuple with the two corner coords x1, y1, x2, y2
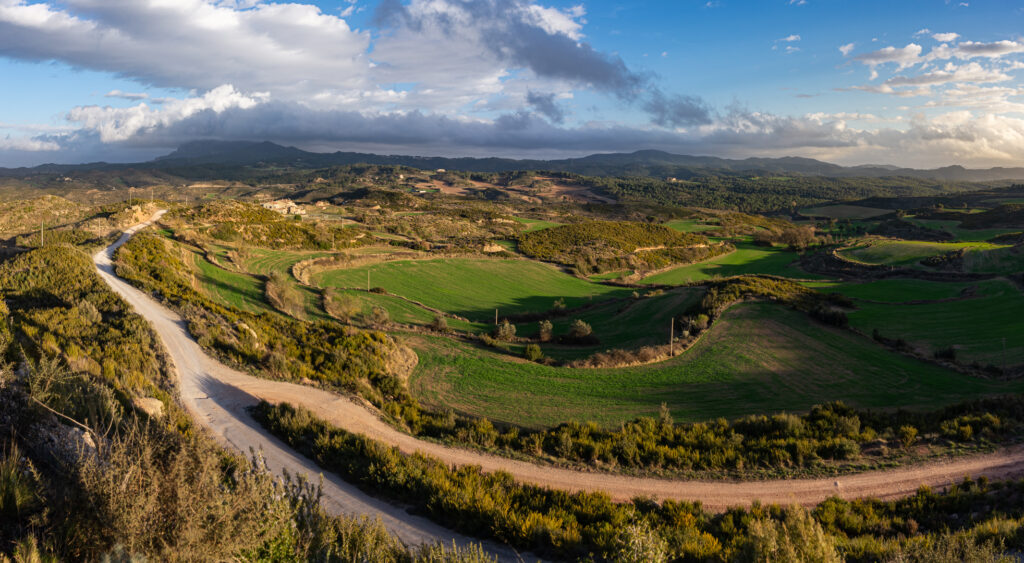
(740, 505, 841, 563)
(538, 320, 553, 342)
(323, 289, 362, 323)
(492, 320, 516, 341)
(431, 315, 449, 332)
(568, 319, 592, 339)
(524, 344, 544, 362)
(898, 425, 919, 449)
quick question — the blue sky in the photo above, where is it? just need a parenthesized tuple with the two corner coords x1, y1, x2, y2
(0, 0, 1022, 167)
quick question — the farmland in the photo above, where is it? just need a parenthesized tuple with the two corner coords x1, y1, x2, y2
(315, 257, 632, 320)
(642, 241, 816, 284)
(838, 240, 1006, 267)
(409, 302, 1019, 427)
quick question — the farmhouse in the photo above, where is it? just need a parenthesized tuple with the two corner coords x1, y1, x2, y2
(262, 199, 306, 215)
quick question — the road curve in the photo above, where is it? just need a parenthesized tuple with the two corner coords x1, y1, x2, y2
(93, 212, 524, 561)
(96, 213, 1024, 517)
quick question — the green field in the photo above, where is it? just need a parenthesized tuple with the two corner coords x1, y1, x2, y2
(244, 248, 331, 275)
(513, 217, 562, 232)
(962, 244, 1024, 275)
(642, 242, 816, 284)
(904, 217, 1019, 242)
(845, 280, 1024, 366)
(839, 240, 1006, 267)
(409, 302, 1021, 428)
(315, 258, 632, 321)
(800, 204, 892, 220)
(193, 253, 269, 313)
(662, 219, 721, 233)
(511, 287, 702, 360)
(326, 288, 483, 332)
(818, 279, 976, 303)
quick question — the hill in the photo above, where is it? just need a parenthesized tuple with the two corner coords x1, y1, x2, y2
(7, 140, 1024, 182)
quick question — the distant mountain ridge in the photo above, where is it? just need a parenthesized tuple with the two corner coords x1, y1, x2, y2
(6, 140, 1024, 182)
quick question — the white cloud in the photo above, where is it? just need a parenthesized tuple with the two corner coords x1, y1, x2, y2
(68, 85, 267, 142)
(839, 43, 855, 56)
(853, 43, 923, 70)
(0, 135, 60, 152)
(885, 62, 1011, 87)
(953, 40, 1024, 59)
(932, 32, 960, 42)
(105, 90, 150, 101)
(780, 34, 801, 42)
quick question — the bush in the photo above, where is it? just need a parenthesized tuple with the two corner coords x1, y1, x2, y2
(568, 319, 592, 339)
(538, 320, 553, 342)
(431, 315, 449, 332)
(323, 289, 362, 323)
(524, 344, 544, 362)
(492, 320, 516, 341)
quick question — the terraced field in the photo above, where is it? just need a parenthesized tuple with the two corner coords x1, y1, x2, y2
(512, 217, 562, 232)
(839, 240, 1006, 267)
(642, 242, 816, 284)
(315, 258, 632, 321)
(244, 248, 331, 275)
(845, 279, 1024, 366)
(409, 302, 1019, 427)
(193, 252, 269, 313)
(662, 219, 721, 233)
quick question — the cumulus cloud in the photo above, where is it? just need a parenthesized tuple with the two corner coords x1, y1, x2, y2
(0, 135, 60, 152)
(0, 1, 372, 101)
(853, 43, 923, 70)
(68, 85, 267, 142)
(932, 32, 960, 42)
(839, 43, 855, 56)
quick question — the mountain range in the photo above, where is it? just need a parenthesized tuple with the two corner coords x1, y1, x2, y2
(4, 140, 1024, 183)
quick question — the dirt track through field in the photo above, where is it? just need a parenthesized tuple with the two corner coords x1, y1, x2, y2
(96, 213, 1024, 534)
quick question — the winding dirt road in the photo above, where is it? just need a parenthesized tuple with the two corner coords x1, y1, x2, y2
(95, 213, 1024, 541)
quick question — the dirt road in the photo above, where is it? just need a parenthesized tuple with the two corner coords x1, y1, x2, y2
(95, 213, 1024, 526)
(93, 212, 524, 560)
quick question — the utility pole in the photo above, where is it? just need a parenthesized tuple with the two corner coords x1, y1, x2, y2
(669, 317, 674, 355)
(495, 309, 498, 325)
(39, 219, 44, 247)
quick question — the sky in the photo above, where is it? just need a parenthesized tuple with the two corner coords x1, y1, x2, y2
(0, 0, 1023, 168)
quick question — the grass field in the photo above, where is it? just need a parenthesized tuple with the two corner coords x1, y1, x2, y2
(408, 302, 1022, 427)
(243, 248, 331, 276)
(193, 253, 270, 313)
(839, 240, 1006, 267)
(816, 279, 976, 302)
(513, 217, 562, 232)
(845, 280, 1024, 366)
(903, 217, 1019, 242)
(315, 258, 632, 321)
(962, 244, 1024, 275)
(800, 204, 892, 220)
(642, 242, 817, 284)
(325, 288, 484, 332)
(662, 219, 721, 233)
(511, 287, 702, 360)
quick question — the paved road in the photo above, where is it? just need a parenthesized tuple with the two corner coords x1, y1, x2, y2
(92, 212, 524, 562)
